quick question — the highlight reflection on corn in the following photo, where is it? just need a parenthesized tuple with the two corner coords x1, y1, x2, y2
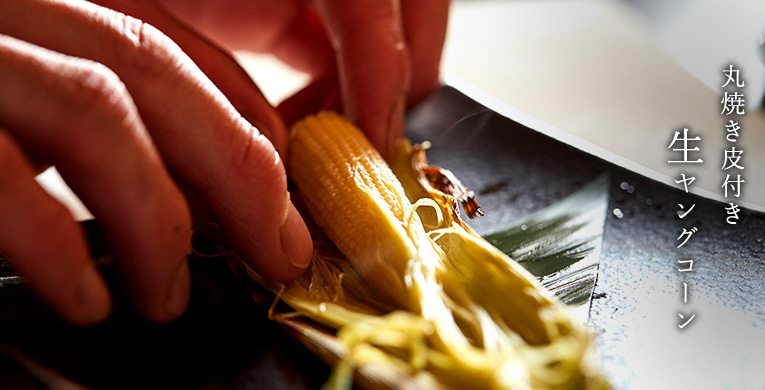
(271, 112, 608, 389)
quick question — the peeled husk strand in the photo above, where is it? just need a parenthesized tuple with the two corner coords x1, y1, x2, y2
(231, 112, 609, 389)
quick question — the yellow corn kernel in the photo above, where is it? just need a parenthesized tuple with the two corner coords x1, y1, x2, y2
(290, 112, 417, 307)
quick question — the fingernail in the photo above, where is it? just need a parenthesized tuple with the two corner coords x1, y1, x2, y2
(386, 95, 406, 160)
(280, 202, 313, 269)
(166, 262, 190, 317)
(76, 267, 111, 324)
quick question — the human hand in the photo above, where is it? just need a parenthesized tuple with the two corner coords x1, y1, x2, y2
(0, 0, 312, 325)
(154, 0, 451, 160)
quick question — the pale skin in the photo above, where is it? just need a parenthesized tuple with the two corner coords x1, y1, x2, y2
(0, 0, 449, 325)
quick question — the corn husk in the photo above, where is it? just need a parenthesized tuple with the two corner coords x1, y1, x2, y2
(227, 112, 610, 390)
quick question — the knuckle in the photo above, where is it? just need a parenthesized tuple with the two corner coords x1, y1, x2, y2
(59, 61, 139, 140)
(69, 61, 129, 111)
(108, 13, 187, 80)
(233, 128, 288, 193)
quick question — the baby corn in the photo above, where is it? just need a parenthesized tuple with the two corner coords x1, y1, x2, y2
(279, 111, 608, 389)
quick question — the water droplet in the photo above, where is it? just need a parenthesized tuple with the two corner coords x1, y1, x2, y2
(613, 208, 624, 219)
(645, 198, 653, 206)
(627, 185, 635, 194)
(521, 224, 527, 231)
(319, 303, 327, 313)
(619, 182, 630, 190)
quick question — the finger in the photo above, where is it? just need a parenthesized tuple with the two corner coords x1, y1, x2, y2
(154, 0, 334, 77)
(154, 0, 303, 52)
(277, 74, 342, 129)
(90, 0, 291, 156)
(400, 0, 450, 105)
(317, 0, 410, 160)
(279, 1, 449, 130)
(266, 7, 335, 77)
(0, 130, 111, 326)
(0, 34, 191, 323)
(0, 0, 312, 281)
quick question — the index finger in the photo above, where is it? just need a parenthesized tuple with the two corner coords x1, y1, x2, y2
(317, 0, 410, 160)
(400, 0, 450, 106)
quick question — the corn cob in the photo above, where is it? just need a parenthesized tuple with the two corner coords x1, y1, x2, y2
(290, 112, 419, 309)
(282, 111, 608, 389)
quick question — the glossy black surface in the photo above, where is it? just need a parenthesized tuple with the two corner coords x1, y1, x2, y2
(406, 87, 765, 390)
